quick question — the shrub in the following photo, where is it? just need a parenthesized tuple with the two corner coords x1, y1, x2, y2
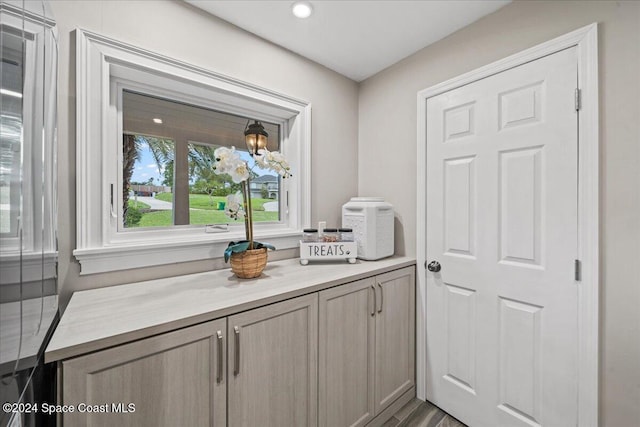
(125, 206, 143, 227)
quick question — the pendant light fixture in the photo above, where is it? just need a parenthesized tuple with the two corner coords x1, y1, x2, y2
(244, 120, 268, 156)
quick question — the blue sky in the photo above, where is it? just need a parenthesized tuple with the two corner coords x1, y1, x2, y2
(131, 142, 164, 184)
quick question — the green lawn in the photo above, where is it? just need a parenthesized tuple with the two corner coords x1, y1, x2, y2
(135, 209, 278, 227)
(129, 193, 278, 228)
(155, 193, 271, 211)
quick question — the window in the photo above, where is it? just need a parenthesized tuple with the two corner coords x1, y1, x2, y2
(73, 29, 311, 274)
(120, 91, 282, 229)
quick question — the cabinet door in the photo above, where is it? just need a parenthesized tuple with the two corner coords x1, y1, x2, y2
(319, 277, 376, 427)
(374, 267, 416, 414)
(227, 293, 317, 427)
(62, 318, 227, 427)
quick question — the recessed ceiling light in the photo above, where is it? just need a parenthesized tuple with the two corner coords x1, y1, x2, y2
(292, 1, 313, 19)
(152, 118, 163, 124)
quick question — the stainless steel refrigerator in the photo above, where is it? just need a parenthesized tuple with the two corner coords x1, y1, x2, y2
(0, 1, 58, 426)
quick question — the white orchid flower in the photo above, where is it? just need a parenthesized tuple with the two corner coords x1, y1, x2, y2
(255, 148, 291, 178)
(224, 193, 245, 220)
(211, 143, 292, 255)
(229, 161, 250, 183)
(254, 150, 268, 168)
(214, 146, 242, 175)
(226, 192, 242, 206)
(214, 146, 235, 161)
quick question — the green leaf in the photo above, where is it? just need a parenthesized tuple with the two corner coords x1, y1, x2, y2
(224, 241, 250, 262)
(253, 241, 276, 251)
(223, 240, 276, 263)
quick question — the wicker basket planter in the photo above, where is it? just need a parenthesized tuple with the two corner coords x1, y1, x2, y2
(230, 247, 268, 279)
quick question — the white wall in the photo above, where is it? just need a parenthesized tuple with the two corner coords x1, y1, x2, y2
(358, 1, 639, 426)
(50, 1, 359, 307)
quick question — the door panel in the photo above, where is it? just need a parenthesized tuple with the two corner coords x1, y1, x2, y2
(62, 319, 226, 427)
(444, 102, 475, 141)
(499, 147, 543, 265)
(227, 294, 317, 427)
(318, 278, 375, 427)
(426, 47, 579, 427)
(444, 156, 476, 257)
(497, 298, 542, 424)
(498, 81, 543, 129)
(374, 268, 415, 414)
(444, 284, 477, 394)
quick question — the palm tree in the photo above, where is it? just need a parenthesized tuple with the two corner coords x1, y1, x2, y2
(122, 134, 174, 226)
(122, 134, 139, 224)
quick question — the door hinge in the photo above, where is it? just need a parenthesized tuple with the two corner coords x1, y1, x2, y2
(575, 88, 581, 111)
(574, 259, 582, 282)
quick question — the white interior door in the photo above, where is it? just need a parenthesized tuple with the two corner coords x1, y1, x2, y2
(425, 47, 579, 427)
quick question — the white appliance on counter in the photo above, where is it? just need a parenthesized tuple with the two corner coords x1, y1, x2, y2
(342, 197, 394, 260)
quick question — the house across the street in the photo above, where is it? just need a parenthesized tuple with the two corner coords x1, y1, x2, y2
(250, 174, 278, 199)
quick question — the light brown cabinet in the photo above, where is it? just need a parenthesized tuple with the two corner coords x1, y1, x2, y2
(60, 265, 414, 427)
(62, 318, 227, 427)
(227, 294, 318, 427)
(374, 268, 416, 412)
(318, 266, 415, 427)
(62, 295, 317, 427)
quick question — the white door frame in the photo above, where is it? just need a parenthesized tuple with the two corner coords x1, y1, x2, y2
(416, 23, 599, 426)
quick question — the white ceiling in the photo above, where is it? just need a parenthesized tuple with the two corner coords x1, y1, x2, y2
(186, 0, 511, 82)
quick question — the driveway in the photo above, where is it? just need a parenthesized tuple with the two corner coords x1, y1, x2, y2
(263, 201, 278, 212)
(134, 196, 173, 210)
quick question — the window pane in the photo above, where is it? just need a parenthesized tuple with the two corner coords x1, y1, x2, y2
(187, 142, 230, 226)
(121, 90, 280, 229)
(187, 142, 280, 226)
(122, 135, 175, 228)
(247, 158, 281, 223)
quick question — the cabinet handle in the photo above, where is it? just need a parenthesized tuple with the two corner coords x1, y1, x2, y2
(370, 285, 376, 317)
(216, 330, 223, 383)
(377, 282, 384, 313)
(233, 326, 240, 376)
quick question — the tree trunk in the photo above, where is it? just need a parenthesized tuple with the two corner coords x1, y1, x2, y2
(123, 134, 137, 226)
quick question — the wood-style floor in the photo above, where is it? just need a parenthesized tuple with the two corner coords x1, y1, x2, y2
(384, 398, 467, 427)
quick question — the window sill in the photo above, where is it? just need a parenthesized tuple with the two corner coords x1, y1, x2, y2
(73, 231, 302, 275)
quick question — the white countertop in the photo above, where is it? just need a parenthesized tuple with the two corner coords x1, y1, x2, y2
(45, 256, 415, 363)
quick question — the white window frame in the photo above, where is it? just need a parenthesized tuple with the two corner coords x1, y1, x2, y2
(73, 29, 311, 275)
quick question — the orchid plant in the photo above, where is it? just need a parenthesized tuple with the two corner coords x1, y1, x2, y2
(213, 146, 291, 262)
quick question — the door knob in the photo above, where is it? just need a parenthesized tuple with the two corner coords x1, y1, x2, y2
(427, 261, 441, 272)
